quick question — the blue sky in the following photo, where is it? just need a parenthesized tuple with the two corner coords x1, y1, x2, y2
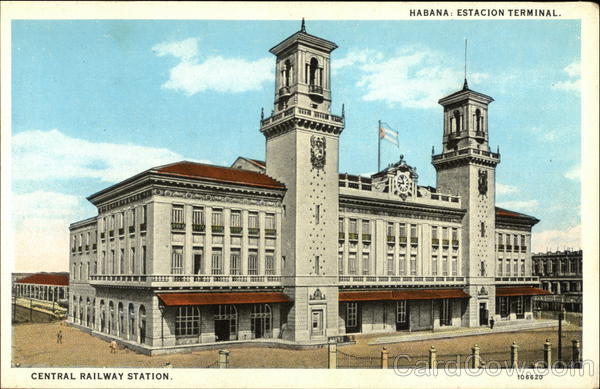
(11, 20, 581, 271)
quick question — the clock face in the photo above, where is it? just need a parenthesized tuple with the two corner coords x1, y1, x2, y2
(395, 173, 411, 194)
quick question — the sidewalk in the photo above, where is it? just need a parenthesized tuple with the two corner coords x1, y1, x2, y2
(369, 320, 557, 345)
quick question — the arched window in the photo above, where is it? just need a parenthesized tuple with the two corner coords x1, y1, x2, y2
(118, 302, 124, 337)
(109, 301, 115, 335)
(475, 109, 483, 134)
(128, 303, 136, 340)
(139, 305, 147, 344)
(309, 58, 320, 86)
(453, 110, 461, 133)
(283, 59, 292, 87)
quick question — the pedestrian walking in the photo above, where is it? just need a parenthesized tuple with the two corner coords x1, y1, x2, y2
(56, 330, 63, 344)
(110, 340, 117, 353)
(489, 317, 495, 330)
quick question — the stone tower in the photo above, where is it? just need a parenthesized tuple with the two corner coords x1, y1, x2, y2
(431, 80, 500, 327)
(260, 22, 344, 341)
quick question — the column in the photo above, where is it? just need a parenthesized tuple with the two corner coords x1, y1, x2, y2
(259, 211, 266, 275)
(223, 208, 231, 276)
(275, 211, 282, 275)
(205, 207, 213, 274)
(241, 209, 249, 275)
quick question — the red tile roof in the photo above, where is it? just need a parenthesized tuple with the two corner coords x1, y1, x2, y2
(16, 273, 69, 286)
(495, 207, 537, 220)
(151, 161, 284, 190)
(339, 289, 469, 302)
(157, 292, 290, 306)
(496, 287, 552, 297)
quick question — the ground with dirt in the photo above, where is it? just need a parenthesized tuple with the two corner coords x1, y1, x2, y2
(12, 321, 582, 368)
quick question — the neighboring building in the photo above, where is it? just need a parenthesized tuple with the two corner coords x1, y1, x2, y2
(68, 23, 548, 354)
(532, 250, 582, 312)
(14, 273, 69, 303)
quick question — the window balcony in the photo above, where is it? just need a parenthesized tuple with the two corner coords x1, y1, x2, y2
(362, 233, 371, 242)
(308, 84, 323, 96)
(171, 222, 185, 231)
(338, 275, 466, 287)
(348, 233, 358, 241)
(140, 223, 147, 232)
(387, 235, 395, 243)
(521, 247, 527, 253)
(494, 276, 540, 285)
(100, 232, 105, 239)
(109, 230, 114, 238)
(192, 224, 205, 233)
(339, 232, 345, 240)
(230, 226, 243, 235)
(398, 236, 407, 244)
(118, 228, 124, 236)
(498, 244, 505, 251)
(442, 239, 450, 247)
(265, 229, 276, 237)
(432, 238, 440, 246)
(452, 240, 459, 248)
(92, 243, 97, 250)
(410, 237, 419, 244)
(129, 226, 135, 234)
(248, 227, 259, 236)
(506, 245, 513, 252)
(211, 225, 224, 234)
(78, 246, 83, 252)
(85, 245, 89, 251)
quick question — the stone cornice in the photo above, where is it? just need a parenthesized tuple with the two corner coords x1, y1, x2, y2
(261, 116, 344, 140)
(339, 194, 466, 223)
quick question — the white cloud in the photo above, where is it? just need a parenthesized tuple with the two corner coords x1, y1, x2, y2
(564, 165, 580, 180)
(532, 224, 581, 253)
(496, 183, 518, 196)
(153, 38, 272, 95)
(332, 49, 384, 73)
(552, 60, 580, 94)
(343, 47, 489, 109)
(12, 129, 186, 183)
(12, 191, 87, 272)
(497, 200, 539, 211)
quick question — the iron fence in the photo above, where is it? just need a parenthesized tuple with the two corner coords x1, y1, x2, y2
(337, 349, 380, 369)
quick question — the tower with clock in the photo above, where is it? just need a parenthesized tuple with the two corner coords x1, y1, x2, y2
(431, 80, 500, 327)
(259, 23, 344, 342)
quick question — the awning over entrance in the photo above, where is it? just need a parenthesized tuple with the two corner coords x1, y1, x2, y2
(338, 289, 469, 302)
(157, 292, 290, 306)
(496, 287, 552, 297)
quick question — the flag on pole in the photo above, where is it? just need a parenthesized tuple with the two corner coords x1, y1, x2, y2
(379, 121, 399, 146)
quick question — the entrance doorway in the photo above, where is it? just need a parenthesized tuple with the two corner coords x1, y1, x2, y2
(396, 300, 409, 331)
(214, 305, 238, 342)
(250, 304, 272, 339)
(479, 302, 488, 326)
(311, 309, 324, 337)
(345, 302, 361, 333)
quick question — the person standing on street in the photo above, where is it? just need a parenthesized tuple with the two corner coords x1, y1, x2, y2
(56, 330, 63, 344)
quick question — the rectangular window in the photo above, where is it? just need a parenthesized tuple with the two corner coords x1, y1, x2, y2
(498, 296, 509, 318)
(175, 306, 200, 337)
(362, 220, 370, 235)
(315, 256, 320, 275)
(192, 207, 204, 226)
(513, 259, 519, 276)
(141, 246, 147, 274)
(410, 224, 417, 237)
(339, 218, 344, 233)
(346, 302, 358, 328)
(506, 260, 511, 276)
(521, 260, 526, 276)
(362, 253, 369, 275)
(515, 296, 524, 316)
(442, 227, 449, 243)
(171, 205, 184, 223)
(111, 250, 116, 274)
(452, 228, 458, 241)
(498, 259, 503, 276)
(248, 250, 259, 275)
(348, 253, 357, 275)
(171, 247, 184, 274)
(230, 250, 241, 275)
(399, 254, 406, 275)
(432, 226, 439, 240)
(387, 253, 395, 275)
(193, 250, 204, 275)
(141, 205, 147, 223)
(130, 209, 136, 227)
(265, 253, 275, 275)
(119, 212, 125, 229)
(248, 213, 259, 229)
(338, 252, 344, 275)
(211, 248, 223, 275)
(399, 223, 407, 238)
(451, 256, 457, 276)
(230, 211, 241, 227)
(212, 209, 223, 227)
(265, 214, 276, 230)
(387, 222, 394, 237)
(410, 254, 417, 275)
(349, 219, 357, 234)
(442, 255, 448, 276)
(431, 255, 438, 276)
(130, 248, 135, 274)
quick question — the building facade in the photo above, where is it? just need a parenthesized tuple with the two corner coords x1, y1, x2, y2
(532, 250, 582, 312)
(68, 24, 548, 354)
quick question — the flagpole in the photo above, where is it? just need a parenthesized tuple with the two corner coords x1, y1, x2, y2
(378, 120, 381, 172)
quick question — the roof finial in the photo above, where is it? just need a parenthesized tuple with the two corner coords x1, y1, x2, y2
(341, 103, 345, 118)
(301, 18, 306, 32)
(463, 38, 469, 90)
(261, 107, 264, 120)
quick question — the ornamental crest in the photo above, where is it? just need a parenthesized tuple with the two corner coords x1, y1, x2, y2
(478, 286, 488, 296)
(478, 169, 488, 195)
(309, 288, 326, 300)
(310, 135, 326, 170)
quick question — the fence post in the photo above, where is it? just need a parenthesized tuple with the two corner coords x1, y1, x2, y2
(428, 346, 437, 368)
(510, 341, 519, 368)
(571, 340, 581, 368)
(543, 339, 552, 368)
(381, 347, 389, 369)
(218, 349, 230, 369)
(328, 339, 337, 369)
(471, 344, 480, 369)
